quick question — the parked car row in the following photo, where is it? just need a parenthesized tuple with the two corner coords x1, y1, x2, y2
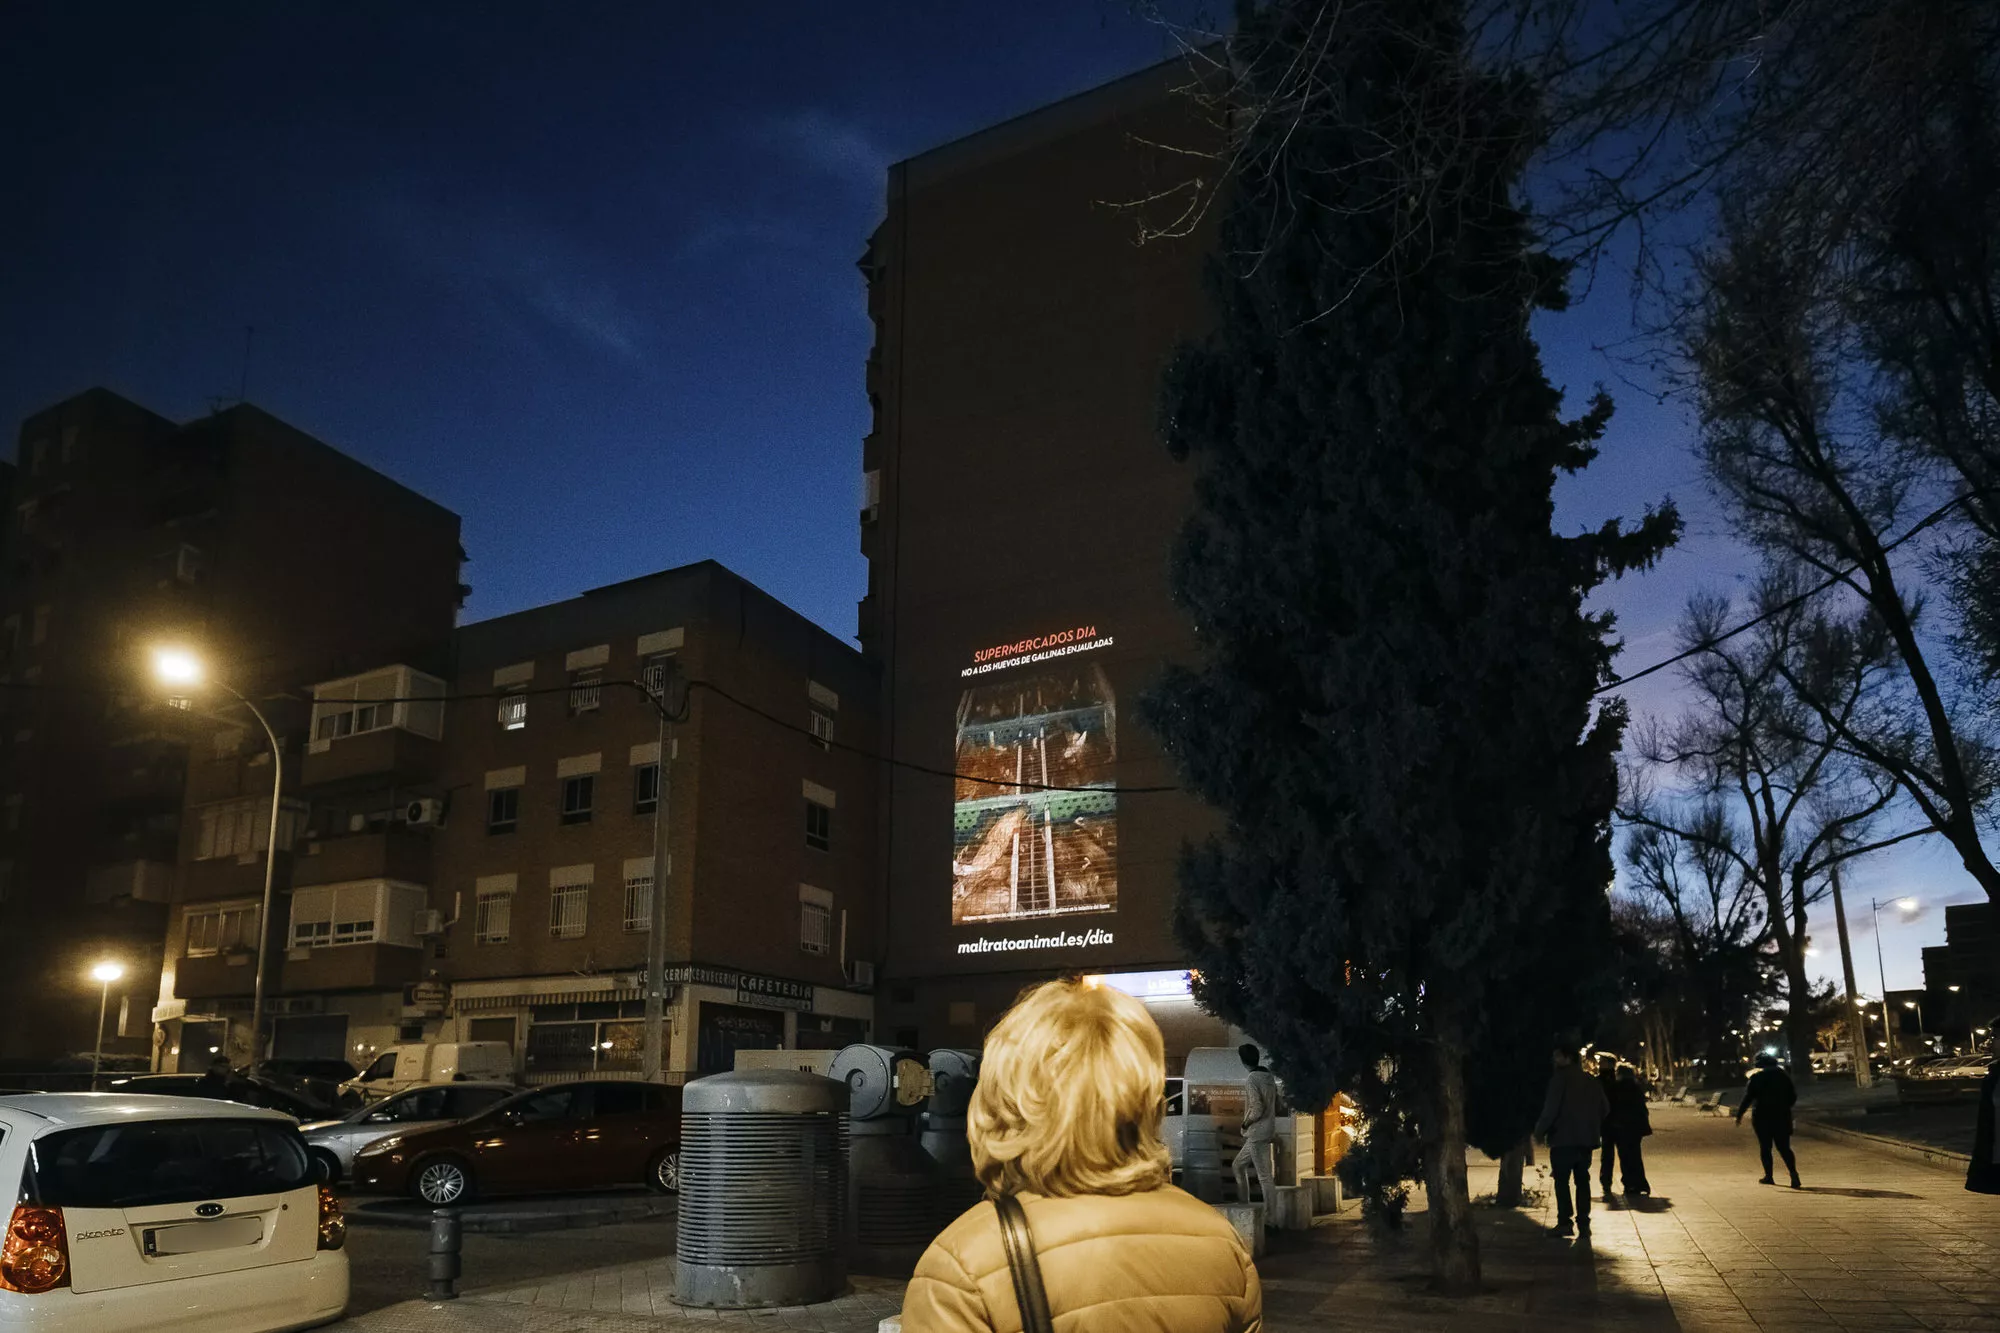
(1899, 1053, 1995, 1081)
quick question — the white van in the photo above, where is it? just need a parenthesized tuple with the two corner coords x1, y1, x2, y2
(1169, 1046, 1304, 1202)
(0, 1092, 347, 1332)
(339, 1043, 514, 1102)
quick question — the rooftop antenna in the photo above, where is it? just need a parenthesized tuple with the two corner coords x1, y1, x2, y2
(207, 324, 254, 415)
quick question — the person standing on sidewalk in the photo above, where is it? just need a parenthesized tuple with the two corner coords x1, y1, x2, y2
(1735, 1053, 1802, 1188)
(1968, 1059, 1997, 1195)
(1594, 1054, 1619, 1198)
(1603, 1065, 1652, 1196)
(1535, 1044, 1609, 1242)
(1233, 1044, 1280, 1209)
(902, 979, 1262, 1332)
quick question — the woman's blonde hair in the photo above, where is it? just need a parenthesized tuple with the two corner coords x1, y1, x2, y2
(968, 978, 1173, 1198)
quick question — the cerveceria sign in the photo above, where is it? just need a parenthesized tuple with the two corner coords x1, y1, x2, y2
(639, 965, 815, 1012)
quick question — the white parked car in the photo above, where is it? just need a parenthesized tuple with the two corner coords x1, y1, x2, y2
(0, 1093, 347, 1332)
(301, 1081, 515, 1183)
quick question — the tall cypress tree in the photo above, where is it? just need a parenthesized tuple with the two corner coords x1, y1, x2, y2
(1142, 0, 1677, 1288)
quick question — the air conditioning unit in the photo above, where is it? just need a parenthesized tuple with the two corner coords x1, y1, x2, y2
(849, 959, 876, 988)
(412, 908, 445, 937)
(405, 797, 444, 826)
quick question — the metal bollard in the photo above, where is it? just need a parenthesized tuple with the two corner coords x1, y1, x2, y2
(425, 1208, 462, 1301)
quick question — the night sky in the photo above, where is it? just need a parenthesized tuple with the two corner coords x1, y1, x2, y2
(1, 2, 1975, 992)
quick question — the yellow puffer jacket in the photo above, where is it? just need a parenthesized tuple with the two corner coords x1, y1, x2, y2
(900, 1185, 1262, 1333)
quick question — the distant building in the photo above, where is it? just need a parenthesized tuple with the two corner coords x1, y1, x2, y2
(257, 562, 879, 1080)
(0, 388, 464, 1069)
(859, 58, 1241, 1064)
(1922, 902, 1999, 1048)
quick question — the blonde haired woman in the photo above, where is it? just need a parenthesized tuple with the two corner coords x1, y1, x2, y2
(902, 979, 1262, 1332)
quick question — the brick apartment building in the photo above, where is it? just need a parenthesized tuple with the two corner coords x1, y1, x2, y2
(6, 389, 463, 1068)
(187, 561, 881, 1082)
(859, 58, 1246, 1064)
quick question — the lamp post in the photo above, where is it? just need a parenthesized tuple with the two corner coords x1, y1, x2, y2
(1868, 897, 1918, 1063)
(89, 961, 124, 1091)
(1902, 998, 1927, 1048)
(154, 648, 285, 1068)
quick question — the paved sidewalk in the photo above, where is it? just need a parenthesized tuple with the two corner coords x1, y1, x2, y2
(332, 1105, 1998, 1332)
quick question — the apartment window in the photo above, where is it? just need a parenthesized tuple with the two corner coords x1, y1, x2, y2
(27, 439, 46, 476)
(549, 866, 592, 939)
(810, 709, 834, 750)
(186, 904, 257, 957)
(290, 881, 423, 950)
(475, 877, 515, 945)
(59, 426, 77, 466)
(800, 885, 833, 956)
(633, 763, 659, 815)
(30, 606, 48, 647)
(641, 654, 674, 699)
(623, 871, 652, 933)
(2, 796, 19, 832)
(569, 667, 602, 715)
(498, 689, 528, 731)
(805, 799, 832, 851)
(487, 787, 519, 834)
(195, 799, 305, 860)
(0, 860, 11, 903)
(316, 699, 388, 742)
(560, 774, 595, 825)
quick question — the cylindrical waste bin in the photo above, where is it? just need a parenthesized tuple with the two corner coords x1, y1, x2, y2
(830, 1044, 937, 1272)
(920, 1048, 983, 1222)
(675, 1069, 849, 1309)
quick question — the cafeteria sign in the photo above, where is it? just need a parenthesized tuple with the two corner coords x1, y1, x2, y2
(642, 964, 813, 1012)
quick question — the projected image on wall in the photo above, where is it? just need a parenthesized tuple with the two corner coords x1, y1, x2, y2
(952, 661, 1117, 924)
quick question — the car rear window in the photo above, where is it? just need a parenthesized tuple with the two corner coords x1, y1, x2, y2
(27, 1118, 315, 1208)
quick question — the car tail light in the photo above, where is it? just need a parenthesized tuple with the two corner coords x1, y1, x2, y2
(0, 1205, 69, 1293)
(317, 1186, 346, 1251)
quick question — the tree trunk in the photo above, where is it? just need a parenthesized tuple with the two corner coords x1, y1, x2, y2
(1423, 1009, 1481, 1293)
(1494, 1137, 1529, 1208)
(1784, 958, 1818, 1086)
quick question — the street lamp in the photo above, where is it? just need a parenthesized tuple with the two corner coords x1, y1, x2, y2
(1868, 896, 1920, 1062)
(152, 646, 285, 1068)
(89, 961, 124, 1091)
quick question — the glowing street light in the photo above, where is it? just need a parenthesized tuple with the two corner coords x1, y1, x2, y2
(151, 647, 204, 688)
(88, 961, 124, 1091)
(150, 646, 284, 1066)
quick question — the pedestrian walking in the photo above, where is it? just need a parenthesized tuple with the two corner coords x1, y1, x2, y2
(1534, 1043, 1609, 1242)
(1603, 1065, 1652, 1196)
(1968, 1060, 1998, 1195)
(1594, 1054, 1618, 1198)
(1233, 1044, 1280, 1210)
(902, 978, 1262, 1333)
(1734, 1053, 1802, 1188)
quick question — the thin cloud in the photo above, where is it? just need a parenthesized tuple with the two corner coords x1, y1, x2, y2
(367, 192, 646, 363)
(763, 108, 893, 192)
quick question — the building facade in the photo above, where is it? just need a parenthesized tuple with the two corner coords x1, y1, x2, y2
(860, 60, 1239, 1063)
(242, 561, 880, 1082)
(7, 390, 463, 1069)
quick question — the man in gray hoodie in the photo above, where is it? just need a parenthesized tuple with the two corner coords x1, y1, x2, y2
(1535, 1043, 1611, 1241)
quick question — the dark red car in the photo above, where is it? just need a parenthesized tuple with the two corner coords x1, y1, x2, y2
(350, 1079, 682, 1204)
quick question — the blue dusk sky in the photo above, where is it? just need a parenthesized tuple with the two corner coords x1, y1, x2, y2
(1, 2, 1982, 994)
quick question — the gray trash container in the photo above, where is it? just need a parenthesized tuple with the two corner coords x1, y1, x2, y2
(675, 1069, 849, 1309)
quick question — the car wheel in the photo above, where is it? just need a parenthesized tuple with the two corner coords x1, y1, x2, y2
(310, 1149, 342, 1185)
(647, 1149, 680, 1195)
(414, 1157, 475, 1206)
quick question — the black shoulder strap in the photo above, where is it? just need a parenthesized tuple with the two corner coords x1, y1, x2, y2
(994, 1195, 1055, 1333)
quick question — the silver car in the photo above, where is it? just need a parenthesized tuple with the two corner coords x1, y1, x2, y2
(302, 1082, 515, 1183)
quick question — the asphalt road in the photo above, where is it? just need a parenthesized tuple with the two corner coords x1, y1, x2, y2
(343, 1208, 679, 1316)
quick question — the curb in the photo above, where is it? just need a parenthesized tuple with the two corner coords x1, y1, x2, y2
(1793, 1117, 1973, 1172)
(345, 1196, 674, 1234)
